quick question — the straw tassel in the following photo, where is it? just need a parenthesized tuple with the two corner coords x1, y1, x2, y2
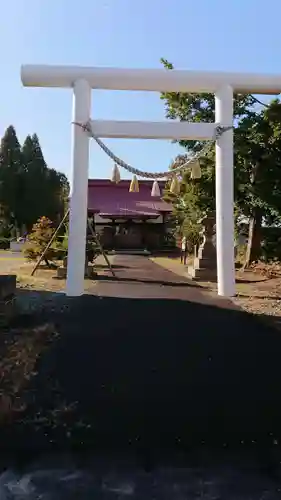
(170, 176, 180, 195)
(111, 163, 121, 183)
(151, 180, 161, 197)
(129, 175, 139, 193)
(190, 159, 202, 179)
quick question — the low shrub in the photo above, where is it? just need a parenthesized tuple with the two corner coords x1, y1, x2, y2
(23, 241, 56, 262)
(23, 216, 55, 262)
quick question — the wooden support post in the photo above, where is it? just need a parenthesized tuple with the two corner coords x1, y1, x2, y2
(31, 209, 70, 276)
(87, 218, 116, 278)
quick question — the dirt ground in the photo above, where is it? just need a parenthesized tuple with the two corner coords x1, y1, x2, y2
(0, 253, 116, 292)
(2, 251, 280, 320)
(151, 255, 281, 328)
(3, 251, 281, 325)
(234, 270, 281, 321)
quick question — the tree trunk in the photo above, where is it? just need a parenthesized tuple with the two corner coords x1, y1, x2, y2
(244, 208, 262, 268)
(243, 161, 263, 269)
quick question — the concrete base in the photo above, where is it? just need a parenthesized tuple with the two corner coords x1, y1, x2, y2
(0, 275, 17, 326)
(0, 275, 17, 299)
(187, 265, 217, 282)
(0, 295, 16, 326)
(10, 241, 24, 252)
(57, 265, 97, 279)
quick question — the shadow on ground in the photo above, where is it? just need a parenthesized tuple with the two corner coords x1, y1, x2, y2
(95, 264, 130, 270)
(1, 287, 281, 463)
(95, 274, 201, 288)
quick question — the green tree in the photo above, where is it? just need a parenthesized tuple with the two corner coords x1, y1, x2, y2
(21, 133, 69, 228)
(45, 168, 69, 223)
(0, 126, 70, 237)
(0, 125, 23, 227)
(160, 58, 281, 264)
(234, 101, 281, 264)
(160, 58, 256, 153)
(23, 216, 55, 264)
(21, 133, 49, 227)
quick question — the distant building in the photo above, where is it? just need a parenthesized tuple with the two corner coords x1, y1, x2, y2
(87, 179, 173, 250)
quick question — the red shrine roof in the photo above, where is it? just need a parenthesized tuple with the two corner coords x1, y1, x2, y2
(88, 179, 172, 218)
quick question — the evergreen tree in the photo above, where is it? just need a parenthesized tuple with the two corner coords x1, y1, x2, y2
(45, 168, 69, 223)
(0, 125, 23, 227)
(21, 133, 69, 227)
(0, 126, 70, 236)
(21, 134, 49, 227)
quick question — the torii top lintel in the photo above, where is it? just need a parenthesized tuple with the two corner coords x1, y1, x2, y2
(21, 65, 281, 95)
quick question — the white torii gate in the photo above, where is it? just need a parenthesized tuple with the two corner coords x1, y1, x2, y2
(21, 65, 281, 298)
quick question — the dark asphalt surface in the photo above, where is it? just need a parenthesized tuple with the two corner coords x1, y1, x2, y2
(6, 255, 281, 447)
(1, 255, 281, 498)
(93, 254, 228, 307)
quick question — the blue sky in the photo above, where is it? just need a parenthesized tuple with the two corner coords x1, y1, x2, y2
(1, 0, 280, 182)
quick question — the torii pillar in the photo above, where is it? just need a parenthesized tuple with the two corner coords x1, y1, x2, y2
(215, 86, 235, 297)
(67, 79, 91, 296)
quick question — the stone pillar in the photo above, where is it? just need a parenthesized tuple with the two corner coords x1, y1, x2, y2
(188, 213, 217, 280)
